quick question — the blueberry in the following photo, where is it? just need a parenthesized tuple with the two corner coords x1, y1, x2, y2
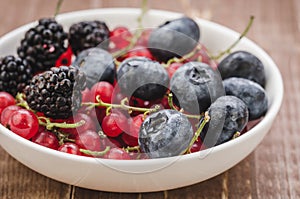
(139, 109, 193, 158)
(116, 57, 169, 101)
(200, 96, 249, 147)
(223, 77, 268, 120)
(148, 17, 200, 63)
(170, 62, 225, 114)
(218, 51, 266, 87)
(72, 47, 115, 88)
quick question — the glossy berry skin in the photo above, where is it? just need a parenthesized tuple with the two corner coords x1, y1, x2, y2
(122, 46, 154, 61)
(218, 51, 266, 87)
(117, 57, 169, 101)
(200, 96, 249, 147)
(109, 26, 132, 52)
(0, 105, 21, 127)
(90, 81, 114, 103)
(122, 114, 144, 146)
(31, 130, 59, 150)
(102, 111, 128, 137)
(73, 48, 115, 88)
(63, 113, 97, 136)
(139, 109, 193, 158)
(170, 62, 225, 114)
(0, 92, 15, 116)
(8, 109, 39, 140)
(58, 142, 82, 155)
(75, 130, 101, 152)
(104, 148, 131, 160)
(148, 17, 200, 63)
(223, 77, 268, 120)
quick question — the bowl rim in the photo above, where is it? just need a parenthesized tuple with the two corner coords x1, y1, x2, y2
(0, 8, 284, 166)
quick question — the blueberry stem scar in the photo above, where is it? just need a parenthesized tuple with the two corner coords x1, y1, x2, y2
(80, 146, 111, 157)
(185, 111, 210, 153)
(210, 16, 255, 60)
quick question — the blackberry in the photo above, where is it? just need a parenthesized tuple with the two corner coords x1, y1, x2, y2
(69, 20, 110, 55)
(17, 18, 68, 74)
(0, 55, 33, 96)
(24, 66, 86, 119)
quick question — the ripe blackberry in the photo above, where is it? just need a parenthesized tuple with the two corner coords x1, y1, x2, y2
(0, 55, 33, 96)
(69, 20, 110, 55)
(17, 18, 68, 74)
(24, 66, 86, 119)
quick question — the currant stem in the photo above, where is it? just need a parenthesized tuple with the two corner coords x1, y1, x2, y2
(54, 0, 64, 17)
(80, 146, 111, 157)
(15, 93, 31, 111)
(38, 116, 85, 131)
(167, 93, 202, 120)
(232, 131, 241, 139)
(163, 44, 203, 67)
(210, 16, 255, 60)
(124, 145, 140, 153)
(82, 95, 160, 114)
(112, 0, 148, 58)
(185, 112, 210, 153)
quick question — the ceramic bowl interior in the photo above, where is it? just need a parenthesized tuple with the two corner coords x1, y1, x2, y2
(0, 8, 283, 192)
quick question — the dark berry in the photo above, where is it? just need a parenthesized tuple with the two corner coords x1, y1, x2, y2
(170, 62, 224, 114)
(0, 55, 33, 96)
(223, 77, 268, 120)
(117, 57, 169, 101)
(148, 17, 200, 63)
(139, 109, 193, 158)
(17, 18, 67, 73)
(24, 66, 86, 119)
(72, 47, 115, 87)
(8, 109, 39, 140)
(69, 20, 110, 55)
(218, 51, 266, 87)
(200, 96, 249, 147)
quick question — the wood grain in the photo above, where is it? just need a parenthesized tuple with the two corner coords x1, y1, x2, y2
(0, 0, 300, 198)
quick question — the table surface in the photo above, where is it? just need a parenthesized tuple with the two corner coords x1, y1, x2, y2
(0, 0, 299, 198)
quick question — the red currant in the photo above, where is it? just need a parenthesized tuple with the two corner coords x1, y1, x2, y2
(90, 81, 114, 103)
(31, 130, 60, 150)
(123, 46, 154, 60)
(63, 113, 97, 136)
(81, 87, 92, 102)
(104, 148, 131, 160)
(0, 92, 15, 116)
(122, 114, 144, 146)
(190, 138, 205, 153)
(55, 45, 73, 67)
(0, 105, 21, 127)
(109, 26, 132, 52)
(58, 142, 82, 155)
(75, 130, 101, 152)
(8, 109, 39, 139)
(135, 29, 152, 47)
(102, 111, 128, 137)
(167, 62, 184, 78)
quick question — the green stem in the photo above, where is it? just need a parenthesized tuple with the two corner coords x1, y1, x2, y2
(124, 145, 140, 153)
(210, 16, 255, 60)
(38, 116, 85, 131)
(80, 146, 111, 157)
(167, 93, 202, 120)
(185, 112, 210, 153)
(232, 131, 241, 139)
(15, 93, 31, 111)
(112, 0, 148, 58)
(54, 0, 64, 17)
(82, 95, 160, 114)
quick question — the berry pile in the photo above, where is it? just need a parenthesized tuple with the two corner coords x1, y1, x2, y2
(0, 12, 268, 160)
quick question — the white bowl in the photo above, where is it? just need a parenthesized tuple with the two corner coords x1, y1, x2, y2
(0, 8, 283, 192)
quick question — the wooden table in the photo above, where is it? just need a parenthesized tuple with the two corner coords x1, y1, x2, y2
(0, 0, 299, 198)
